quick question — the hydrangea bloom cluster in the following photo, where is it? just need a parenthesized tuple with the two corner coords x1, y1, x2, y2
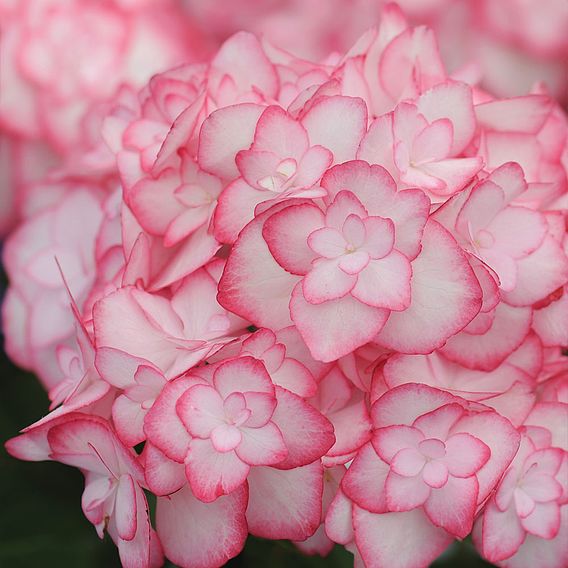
(3, 5, 568, 568)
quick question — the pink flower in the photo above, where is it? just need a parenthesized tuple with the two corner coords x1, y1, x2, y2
(219, 160, 482, 361)
(474, 422, 568, 568)
(337, 383, 520, 567)
(6, 415, 161, 568)
(213, 105, 333, 243)
(358, 82, 483, 200)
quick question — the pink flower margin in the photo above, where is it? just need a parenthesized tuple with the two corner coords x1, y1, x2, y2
(2, 3, 568, 568)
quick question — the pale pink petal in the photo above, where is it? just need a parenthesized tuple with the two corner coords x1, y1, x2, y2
(115, 474, 137, 542)
(424, 475, 479, 538)
(302, 96, 367, 163)
(308, 227, 347, 259)
(385, 470, 431, 511)
(353, 506, 453, 568)
(218, 204, 299, 331)
(342, 443, 390, 514)
(271, 386, 335, 469)
(294, 145, 333, 188)
(252, 106, 308, 158)
(373, 425, 424, 463)
(213, 179, 266, 244)
(211, 424, 242, 453)
(236, 422, 288, 465)
(198, 103, 264, 180)
(246, 462, 323, 540)
(351, 252, 412, 310)
(176, 384, 225, 438)
(376, 221, 482, 354)
(290, 282, 389, 362)
(213, 357, 274, 398)
(479, 499, 526, 562)
(441, 303, 532, 372)
(185, 438, 249, 502)
(520, 502, 561, 540)
(444, 433, 491, 478)
(143, 443, 186, 497)
(263, 202, 324, 274)
(391, 448, 426, 478)
(156, 484, 248, 568)
(302, 259, 357, 303)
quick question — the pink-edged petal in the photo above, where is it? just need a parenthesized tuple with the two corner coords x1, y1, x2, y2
(211, 424, 242, 452)
(213, 356, 274, 398)
(271, 357, 317, 398)
(343, 214, 366, 247)
(422, 461, 449, 489)
(143, 443, 186, 497)
(385, 470, 431, 511)
(213, 178, 266, 244)
(441, 303, 532, 372)
(242, 392, 277, 427)
(246, 462, 323, 540)
(262, 202, 324, 275)
(372, 425, 424, 463)
(353, 506, 453, 568)
(271, 386, 335, 470)
(417, 82, 476, 155)
(218, 203, 299, 331)
(411, 118, 453, 164)
(156, 484, 248, 568)
(236, 149, 281, 189)
(176, 384, 225, 438)
(412, 403, 465, 441)
(325, 190, 368, 230)
(444, 432, 491, 478)
(502, 236, 568, 307)
(235, 422, 288, 465)
(451, 411, 520, 504)
(198, 103, 264, 180)
(375, 220, 482, 354)
(303, 259, 357, 303)
(116, 483, 152, 568)
(351, 252, 412, 310)
(325, 489, 354, 545)
(418, 157, 483, 195)
(326, 399, 372, 458)
(308, 227, 346, 259)
(362, 216, 395, 259)
(144, 378, 193, 462)
(391, 448, 426, 478)
(456, 179, 505, 237)
(520, 502, 561, 539)
(475, 95, 552, 135)
(342, 443, 390, 513)
(338, 251, 370, 275)
(479, 499, 526, 562)
(113, 396, 147, 448)
(294, 145, 333, 188)
(290, 282, 389, 363)
(252, 106, 309, 158)
(489, 207, 547, 258)
(302, 96, 367, 163)
(424, 475, 479, 538)
(115, 474, 138, 542)
(322, 161, 429, 259)
(185, 438, 250, 503)
(95, 348, 156, 390)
